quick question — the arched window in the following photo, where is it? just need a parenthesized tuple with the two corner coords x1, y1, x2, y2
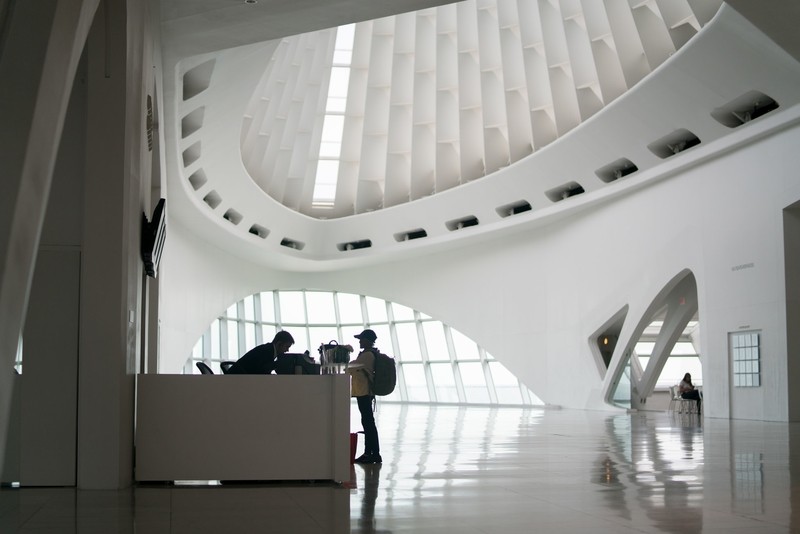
(188, 290, 541, 406)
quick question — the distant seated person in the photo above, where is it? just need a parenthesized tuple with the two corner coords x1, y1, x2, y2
(679, 372, 702, 412)
(226, 331, 295, 375)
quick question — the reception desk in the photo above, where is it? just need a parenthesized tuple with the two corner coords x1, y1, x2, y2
(135, 374, 350, 483)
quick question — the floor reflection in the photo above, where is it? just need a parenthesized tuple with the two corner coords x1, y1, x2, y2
(2, 405, 800, 533)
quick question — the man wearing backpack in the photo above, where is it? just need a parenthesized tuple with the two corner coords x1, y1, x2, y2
(349, 329, 382, 464)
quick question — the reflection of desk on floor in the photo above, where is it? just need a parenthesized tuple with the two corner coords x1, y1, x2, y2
(135, 374, 350, 483)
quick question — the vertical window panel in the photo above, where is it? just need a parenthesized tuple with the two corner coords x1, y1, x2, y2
(423, 322, 449, 361)
(243, 295, 255, 321)
(430, 363, 459, 402)
(306, 292, 337, 323)
(244, 323, 256, 352)
(402, 363, 430, 402)
(279, 291, 307, 324)
(337, 293, 363, 323)
(489, 361, 523, 404)
(395, 323, 422, 361)
(451, 329, 480, 360)
(226, 320, 239, 358)
(459, 362, 489, 403)
(261, 324, 276, 343)
(391, 302, 415, 321)
(210, 319, 221, 359)
(309, 326, 342, 350)
(260, 291, 276, 322)
(365, 296, 388, 323)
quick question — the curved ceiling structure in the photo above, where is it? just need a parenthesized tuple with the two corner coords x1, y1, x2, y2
(163, 0, 800, 271)
(241, 0, 719, 219)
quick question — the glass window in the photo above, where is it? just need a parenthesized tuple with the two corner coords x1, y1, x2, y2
(189, 290, 536, 406)
(671, 341, 697, 355)
(402, 363, 429, 402)
(337, 293, 362, 324)
(243, 295, 255, 321)
(430, 363, 459, 403)
(370, 325, 391, 351)
(210, 319, 221, 359)
(395, 323, 421, 362)
(279, 291, 306, 324)
(260, 291, 275, 322)
(423, 322, 449, 361)
(451, 329, 479, 360)
(309, 326, 341, 351)
(635, 342, 655, 356)
(391, 302, 415, 321)
(460, 362, 489, 404)
(365, 296, 387, 323)
(306, 291, 336, 324)
(226, 320, 239, 359)
(261, 324, 276, 343)
(244, 323, 256, 352)
(489, 361, 523, 404)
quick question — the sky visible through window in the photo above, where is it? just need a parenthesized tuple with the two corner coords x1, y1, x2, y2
(312, 24, 356, 207)
(190, 289, 542, 406)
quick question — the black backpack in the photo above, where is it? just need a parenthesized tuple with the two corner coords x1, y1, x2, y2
(370, 348, 397, 396)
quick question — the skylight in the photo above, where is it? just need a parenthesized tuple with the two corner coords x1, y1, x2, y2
(312, 24, 355, 208)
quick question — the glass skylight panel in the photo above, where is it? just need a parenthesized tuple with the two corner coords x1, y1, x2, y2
(311, 24, 356, 208)
(319, 115, 345, 157)
(333, 23, 355, 63)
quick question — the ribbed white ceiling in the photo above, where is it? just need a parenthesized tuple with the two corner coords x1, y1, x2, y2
(240, 0, 721, 219)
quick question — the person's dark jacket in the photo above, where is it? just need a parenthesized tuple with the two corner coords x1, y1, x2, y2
(226, 343, 277, 374)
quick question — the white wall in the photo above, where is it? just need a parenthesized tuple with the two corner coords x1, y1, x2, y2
(159, 116, 800, 421)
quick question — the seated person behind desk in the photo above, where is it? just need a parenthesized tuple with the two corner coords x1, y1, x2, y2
(226, 331, 294, 375)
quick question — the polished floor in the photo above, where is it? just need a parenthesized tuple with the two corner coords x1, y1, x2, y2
(2, 403, 800, 533)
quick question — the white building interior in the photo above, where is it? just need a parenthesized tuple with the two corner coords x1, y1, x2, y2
(1, 0, 800, 531)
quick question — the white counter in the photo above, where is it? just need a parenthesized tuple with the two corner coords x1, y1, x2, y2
(135, 374, 350, 482)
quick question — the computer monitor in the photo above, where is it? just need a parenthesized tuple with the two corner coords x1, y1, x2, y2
(275, 353, 321, 375)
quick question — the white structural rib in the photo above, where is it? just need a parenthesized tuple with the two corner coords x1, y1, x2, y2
(241, 0, 721, 219)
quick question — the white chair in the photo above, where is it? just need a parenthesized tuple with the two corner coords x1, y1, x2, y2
(668, 385, 696, 414)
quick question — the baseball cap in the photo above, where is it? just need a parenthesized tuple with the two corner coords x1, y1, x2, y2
(354, 329, 377, 342)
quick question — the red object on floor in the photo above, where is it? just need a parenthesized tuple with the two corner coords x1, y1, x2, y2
(350, 432, 358, 463)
